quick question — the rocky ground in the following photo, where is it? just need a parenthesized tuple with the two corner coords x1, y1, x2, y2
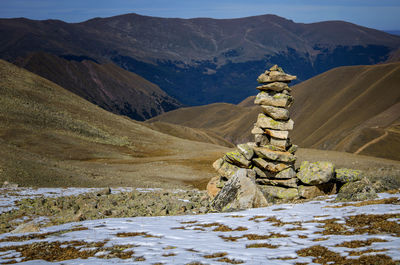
(0, 188, 210, 234)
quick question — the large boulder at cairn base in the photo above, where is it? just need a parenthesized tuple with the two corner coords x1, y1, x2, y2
(211, 169, 268, 212)
(297, 161, 335, 185)
(335, 168, 363, 183)
(336, 178, 378, 202)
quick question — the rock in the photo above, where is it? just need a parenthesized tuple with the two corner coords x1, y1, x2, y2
(207, 176, 222, 199)
(275, 168, 296, 179)
(212, 158, 224, 171)
(237, 143, 254, 160)
(263, 129, 289, 139)
(260, 186, 299, 201)
(217, 161, 240, 179)
(252, 158, 291, 173)
(253, 166, 268, 178)
(256, 113, 294, 131)
(336, 178, 378, 201)
(254, 91, 293, 108)
(261, 105, 290, 120)
(257, 73, 297, 83)
(257, 178, 298, 188)
(211, 169, 268, 211)
(251, 126, 264, 134)
(253, 147, 296, 163)
(298, 183, 337, 199)
(373, 175, 400, 192)
(254, 134, 269, 146)
(257, 82, 290, 92)
(224, 151, 251, 168)
(297, 161, 335, 185)
(270, 137, 291, 149)
(269, 65, 282, 72)
(11, 222, 40, 233)
(246, 169, 257, 181)
(2, 181, 18, 188)
(335, 168, 363, 183)
(287, 145, 298, 154)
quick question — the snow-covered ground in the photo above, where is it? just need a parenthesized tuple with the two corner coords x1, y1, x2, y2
(0, 189, 399, 264)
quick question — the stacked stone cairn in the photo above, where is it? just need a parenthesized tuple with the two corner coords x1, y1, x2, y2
(208, 65, 362, 211)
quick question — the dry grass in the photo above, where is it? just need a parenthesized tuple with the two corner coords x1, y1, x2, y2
(246, 243, 279, 249)
(325, 197, 399, 208)
(203, 252, 228, 259)
(0, 59, 230, 189)
(297, 245, 398, 265)
(334, 238, 388, 248)
(0, 241, 136, 263)
(115, 232, 161, 238)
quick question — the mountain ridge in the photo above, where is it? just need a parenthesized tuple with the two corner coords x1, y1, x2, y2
(1, 13, 399, 105)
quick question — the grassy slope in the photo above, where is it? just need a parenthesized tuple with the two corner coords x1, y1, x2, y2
(0, 59, 229, 188)
(148, 103, 261, 145)
(290, 62, 400, 160)
(149, 62, 400, 161)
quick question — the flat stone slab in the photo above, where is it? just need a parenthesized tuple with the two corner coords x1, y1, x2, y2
(252, 158, 291, 173)
(256, 113, 294, 131)
(261, 105, 290, 120)
(275, 168, 296, 179)
(257, 82, 290, 92)
(224, 150, 251, 168)
(264, 129, 289, 139)
(254, 91, 293, 108)
(257, 178, 298, 188)
(253, 147, 296, 163)
(270, 137, 291, 149)
(257, 72, 297, 83)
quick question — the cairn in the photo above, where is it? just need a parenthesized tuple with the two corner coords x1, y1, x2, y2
(209, 65, 336, 205)
(208, 65, 365, 210)
(209, 65, 299, 201)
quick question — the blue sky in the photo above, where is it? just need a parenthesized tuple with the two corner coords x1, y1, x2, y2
(0, 0, 399, 30)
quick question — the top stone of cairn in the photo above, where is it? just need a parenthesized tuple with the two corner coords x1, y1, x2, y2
(257, 64, 297, 83)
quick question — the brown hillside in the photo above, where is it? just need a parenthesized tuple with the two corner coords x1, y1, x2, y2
(0, 59, 228, 188)
(150, 63, 400, 161)
(290, 62, 400, 160)
(148, 103, 261, 145)
(14, 52, 181, 121)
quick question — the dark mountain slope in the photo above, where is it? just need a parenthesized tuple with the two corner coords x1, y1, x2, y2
(14, 52, 181, 120)
(1, 14, 400, 105)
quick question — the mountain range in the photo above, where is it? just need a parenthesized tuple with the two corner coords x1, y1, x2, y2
(1, 13, 400, 109)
